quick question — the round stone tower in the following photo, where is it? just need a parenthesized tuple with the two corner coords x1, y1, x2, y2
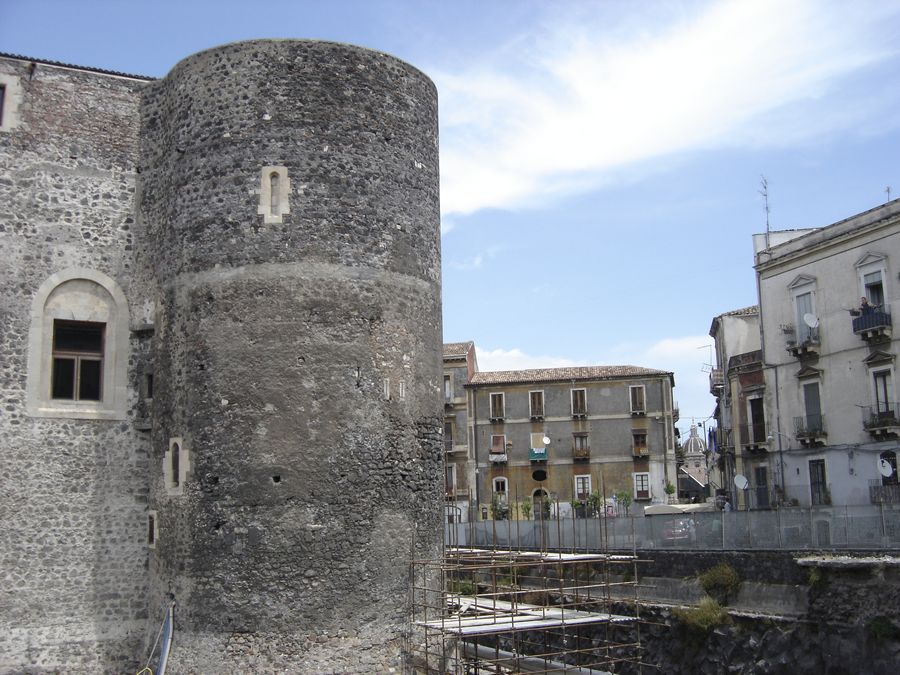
(138, 40, 442, 671)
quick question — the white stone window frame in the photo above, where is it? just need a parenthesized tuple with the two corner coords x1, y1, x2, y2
(574, 474, 592, 500)
(571, 387, 587, 415)
(489, 392, 505, 419)
(257, 166, 290, 224)
(0, 73, 23, 132)
(855, 252, 889, 309)
(490, 433, 507, 452)
(444, 374, 453, 401)
(870, 366, 895, 413)
(445, 463, 457, 493)
(633, 471, 651, 499)
(788, 275, 818, 343)
(492, 476, 508, 495)
(629, 384, 646, 414)
(164, 436, 190, 497)
(26, 268, 129, 420)
(529, 389, 544, 417)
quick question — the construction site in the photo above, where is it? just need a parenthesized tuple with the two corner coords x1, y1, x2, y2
(409, 497, 649, 674)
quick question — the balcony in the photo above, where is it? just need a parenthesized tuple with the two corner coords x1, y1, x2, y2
(529, 447, 548, 462)
(573, 446, 590, 460)
(444, 438, 453, 453)
(852, 309, 892, 342)
(632, 446, 649, 458)
(869, 481, 900, 504)
(862, 403, 900, 439)
(488, 452, 508, 464)
(738, 422, 768, 452)
(794, 414, 827, 447)
(786, 328, 820, 359)
(709, 368, 724, 395)
(716, 427, 734, 452)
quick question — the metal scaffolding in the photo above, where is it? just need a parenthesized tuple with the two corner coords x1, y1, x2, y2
(409, 498, 649, 673)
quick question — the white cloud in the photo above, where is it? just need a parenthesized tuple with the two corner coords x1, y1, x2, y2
(607, 335, 716, 430)
(435, 0, 900, 217)
(476, 347, 582, 372)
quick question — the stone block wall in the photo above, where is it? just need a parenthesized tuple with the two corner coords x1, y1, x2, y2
(0, 57, 153, 672)
(0, 39, 443, 674)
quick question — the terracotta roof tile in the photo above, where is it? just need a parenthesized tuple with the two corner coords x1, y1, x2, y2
(443, 341, 474, 358)
(467, 365, 672, 386)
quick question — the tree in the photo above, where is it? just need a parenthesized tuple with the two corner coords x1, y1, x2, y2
(490, 493, 509, 520)
(615, 490, 633, 516)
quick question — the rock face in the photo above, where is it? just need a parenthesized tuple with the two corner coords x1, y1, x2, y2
(0, 40, 442, 673)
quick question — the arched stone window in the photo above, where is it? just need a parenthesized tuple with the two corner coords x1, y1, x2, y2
(26, 268, 129, 419)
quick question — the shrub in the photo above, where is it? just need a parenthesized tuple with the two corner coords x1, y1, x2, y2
(521, 500, 533, 520)
(673, 597, 731, 635)
(807, 567, 827, 589)
(447, 578, 475, 595)
(698, 562, 741, 605)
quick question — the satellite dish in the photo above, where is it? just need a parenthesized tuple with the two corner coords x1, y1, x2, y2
(542, 436, 551, 446)
(879, 458, 895, 478)
(532, 469, 547, 482)
(734, 474, 749, 490)
(802, 313, 819, 328)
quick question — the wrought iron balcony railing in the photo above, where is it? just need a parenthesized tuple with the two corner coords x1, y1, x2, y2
(862, 403, 900, 431)
(794, 413, 826, 436)
(852, 309, 891, 334)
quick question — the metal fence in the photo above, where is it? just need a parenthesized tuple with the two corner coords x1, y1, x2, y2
(445, 503, 900, 551)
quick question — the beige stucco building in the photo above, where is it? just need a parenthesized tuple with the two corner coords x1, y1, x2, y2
(754, 200, 900, 506)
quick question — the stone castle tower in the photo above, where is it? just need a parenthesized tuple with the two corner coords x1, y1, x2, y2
(0, 40, 442, 673)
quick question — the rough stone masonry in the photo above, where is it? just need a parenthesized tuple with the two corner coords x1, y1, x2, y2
(0, 39, 443, 674)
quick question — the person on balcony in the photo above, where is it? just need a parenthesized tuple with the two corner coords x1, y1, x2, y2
(861, 297, 875, 315)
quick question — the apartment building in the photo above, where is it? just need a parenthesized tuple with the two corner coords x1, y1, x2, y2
(708, 306, 765, 508)
(465, 365, 677, 519)
(443, 342, 477, 522)
(752, 199, 900, 507)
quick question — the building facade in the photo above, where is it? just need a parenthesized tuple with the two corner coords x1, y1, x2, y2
(443, 341, 477, 523)
(755, 200, 900, 507)
(0, 42, 443, 674)
(460, 364, 677, 519)
(708, 306, 765, 508)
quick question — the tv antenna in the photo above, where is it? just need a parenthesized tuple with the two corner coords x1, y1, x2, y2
(759, 175, 771, 248)
(887, 186, 892, 203)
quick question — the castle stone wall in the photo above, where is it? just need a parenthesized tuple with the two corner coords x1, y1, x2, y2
(138, 41, 442, 672)
(0, 39, 442, 674)
(0, 58, 152, 672)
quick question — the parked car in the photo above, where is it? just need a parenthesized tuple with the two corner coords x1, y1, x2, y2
(660, 517, 695, 545)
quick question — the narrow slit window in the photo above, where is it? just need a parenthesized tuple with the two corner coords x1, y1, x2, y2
(269, 172, 280, 215)
(171, 442, 180, 488)
(0, 84, 5, 127)
(147, 514, 156, 545)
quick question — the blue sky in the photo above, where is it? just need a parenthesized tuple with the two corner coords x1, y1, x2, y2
(3, 0, 900, 433)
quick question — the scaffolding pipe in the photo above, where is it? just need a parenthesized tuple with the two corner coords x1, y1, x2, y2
(459, 641, 613, 674)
